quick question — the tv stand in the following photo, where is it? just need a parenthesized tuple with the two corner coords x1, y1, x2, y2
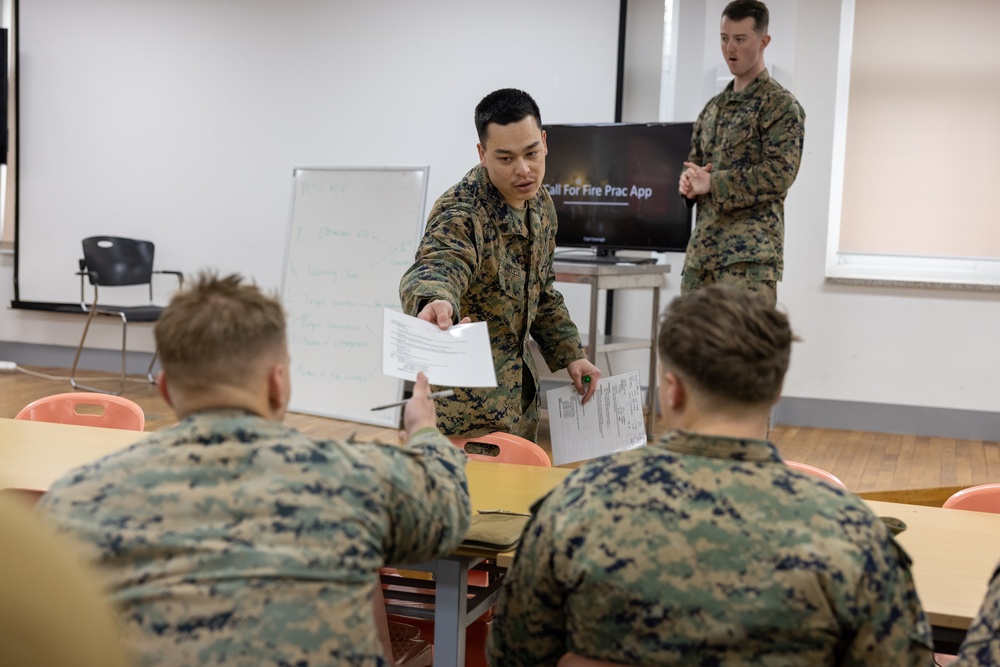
(555, 252, 657, 266)
(551, 261, 671, 439)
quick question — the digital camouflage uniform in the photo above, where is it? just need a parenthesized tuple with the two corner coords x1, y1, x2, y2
(399, 164, 586, 441)
(682, 69, 805, 304)
(36, 409, 471, 667)
(953, 563, 1000, 666)
(488, 430, 934, 666)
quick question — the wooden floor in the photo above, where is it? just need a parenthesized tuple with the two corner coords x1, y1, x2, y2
(4, 365, 998, 503)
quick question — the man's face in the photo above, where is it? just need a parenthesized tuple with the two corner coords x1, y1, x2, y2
(720, 15, 769, 80)
(477, 116, 547, 209)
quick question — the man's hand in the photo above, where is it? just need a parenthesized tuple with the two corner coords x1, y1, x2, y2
(416, 299, 471, 330)
(400, 372, 438, 441)
(678, 161, 713, 198)
(566, 359, 601, 405)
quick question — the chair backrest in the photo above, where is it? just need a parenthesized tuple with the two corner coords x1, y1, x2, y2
(81, 236, 155, 287)
(15, 392, 145, 431)
(784, 460, 848, 491)
(451, 432, 551, 467)
(943, 484, 1000, 513)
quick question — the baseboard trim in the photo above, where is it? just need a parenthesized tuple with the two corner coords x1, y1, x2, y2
(0, 341, 157, 376)
(774, 396, 1000, 441)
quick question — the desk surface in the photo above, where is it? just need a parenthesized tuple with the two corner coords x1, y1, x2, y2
(466, 461, 568, 514)
(0, 417, 143, 490)
(3, 417, 994, 635)
(0, 416, 567, 500)
(866, 499, 998, 631)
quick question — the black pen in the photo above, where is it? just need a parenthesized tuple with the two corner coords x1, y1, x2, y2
(370, 389, 456, 411)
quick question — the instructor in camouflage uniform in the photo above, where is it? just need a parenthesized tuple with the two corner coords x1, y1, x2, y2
(488, 286, 934, 666)
(400, 88, 600, 441)
(37, 272, 471, 667)
(679, 0, 805, 304)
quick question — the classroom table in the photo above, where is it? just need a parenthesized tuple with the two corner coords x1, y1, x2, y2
(4, 417, 999, 661)
(0, 416, 143, 490)
(865, 499, 1000, 653)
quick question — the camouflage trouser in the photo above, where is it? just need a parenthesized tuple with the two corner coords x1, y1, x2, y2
(680, 261, 777, 305)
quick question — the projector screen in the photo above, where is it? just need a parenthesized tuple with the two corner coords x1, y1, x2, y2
(14, 0, 621, 305)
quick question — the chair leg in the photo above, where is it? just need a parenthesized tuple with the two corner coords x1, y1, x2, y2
(146, 348, 159, 385)
(115, 312, 128, 395)
(69, 310, 127, 396)
(70, 307, 99, 391)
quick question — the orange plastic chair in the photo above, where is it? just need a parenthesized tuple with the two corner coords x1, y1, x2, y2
(943, 484, 1000, 514)
(784, 460, 848, 491)
(15, 392, 145, 431)
(451, 431, 552, 467)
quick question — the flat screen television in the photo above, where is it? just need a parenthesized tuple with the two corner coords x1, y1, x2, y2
(543, 122, 694, 261)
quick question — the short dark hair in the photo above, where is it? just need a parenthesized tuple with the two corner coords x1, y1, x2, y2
(723, 0, 769, 35)
(474, 88, 542, 145)
(657, 285, 794, 405)
(155, 271, 287, 392)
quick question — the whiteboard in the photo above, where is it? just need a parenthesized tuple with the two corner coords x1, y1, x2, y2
(281, 167, 429, 427)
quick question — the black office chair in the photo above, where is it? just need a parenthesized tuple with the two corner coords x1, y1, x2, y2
(69, 236, 184, 395)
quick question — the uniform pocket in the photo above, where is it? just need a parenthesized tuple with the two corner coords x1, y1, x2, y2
(497, 260, 526, 298)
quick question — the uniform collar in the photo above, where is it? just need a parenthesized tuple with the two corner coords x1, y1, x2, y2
(472, 164, 531, 238)
(654, 428, 782, 463)
(724, 67, 771, 100)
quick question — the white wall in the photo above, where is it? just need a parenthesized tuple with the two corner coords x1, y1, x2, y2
(1, 0, 619, 355)
(670, 0, 999, 414)
(5, 0, 998, 419)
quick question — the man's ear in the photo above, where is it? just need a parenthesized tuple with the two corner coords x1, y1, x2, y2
(156, 371, 173, 408)
(267, 363, 287, 414)
(665, 371, 686, 411)
(477, 143, 486, 165)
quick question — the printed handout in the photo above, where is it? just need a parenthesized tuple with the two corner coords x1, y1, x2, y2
(381, 309, 497, 387)
(547, 369, 648, 466)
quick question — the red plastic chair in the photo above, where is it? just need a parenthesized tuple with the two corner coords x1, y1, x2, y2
(784, 460, 848, 491)
(15, 392, 145, 431)
(943, 484, 1000, 514)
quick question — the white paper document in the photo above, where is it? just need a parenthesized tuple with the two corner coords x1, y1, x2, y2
(547, 369, 648, 466)
(381, 309, 497, 387)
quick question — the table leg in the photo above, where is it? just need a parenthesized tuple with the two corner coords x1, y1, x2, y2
(432, 557, 469, 667)
(647, 285, 660, 439)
